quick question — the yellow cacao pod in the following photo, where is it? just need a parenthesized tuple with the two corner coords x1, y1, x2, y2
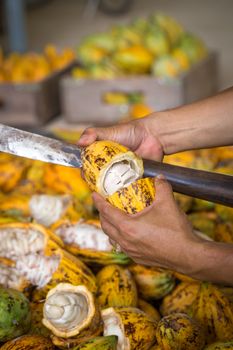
(53, 219, 131, 266)
(0, 222, 64, 260)
(96, 264, 138, 308)
(42, 283, 101, 338)
(82, 140, 156, 213)
(107, 177, 155, 214)
(160, 282, 200, 316)
(0, 157, 29, 193)
(214, 222, 233, 243)
(102, 306, 157, 350)
(43, 164, 91, 201)
(81, 140, 143, 196)
(190, 283, 233, 343)
(156, 312, 205, 350)
(138, 299, 161, 322)
(29, 302, 51, 338)
(129, 265, 175, 300)
(0, 334, 54, 349)
(204, 341, 233, 350)
(31, 249, 97, 301)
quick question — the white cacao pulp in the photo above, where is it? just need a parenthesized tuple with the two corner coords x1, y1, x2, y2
(103, 160, 141, 195)
(44, 292, 88, 329)
(0, 263, 26, 290)
(0, 227, 45, 259)
(29, 195, 70, 227)
(102, 308, 128, 350)
(55, 221, 113, 252)
(43, 284, 96, 338)
(16, 254, 60, 288)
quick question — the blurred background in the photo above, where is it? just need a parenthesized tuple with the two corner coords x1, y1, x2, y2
(0, 0, 232, 127)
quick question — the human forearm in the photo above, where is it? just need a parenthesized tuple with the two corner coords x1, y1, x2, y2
(185, 240, 233, 285)
(150, 87, 233, 155)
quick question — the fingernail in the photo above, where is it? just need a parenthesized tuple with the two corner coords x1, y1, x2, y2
(78, 135, 88, 143)
(156, 174, 166, 180)
(92, 192, 97, 200)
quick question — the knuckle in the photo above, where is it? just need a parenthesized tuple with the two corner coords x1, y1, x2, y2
(118, 219, 130, 233)
(101, 205, 109, 217)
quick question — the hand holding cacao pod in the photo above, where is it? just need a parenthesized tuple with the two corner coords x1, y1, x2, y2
(78, 117, 164, 162)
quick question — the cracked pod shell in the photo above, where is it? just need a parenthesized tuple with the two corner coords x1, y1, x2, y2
(102, 306, 157, 350)
(31, 249, 97, 302)
(53, 219, 131, 266)
(107, 177, 155, 214)
(82, 140, 143, 196)
(43, 283, 99, 338)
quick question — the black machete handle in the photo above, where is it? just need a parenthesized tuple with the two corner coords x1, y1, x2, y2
(143, 159, 233, 207)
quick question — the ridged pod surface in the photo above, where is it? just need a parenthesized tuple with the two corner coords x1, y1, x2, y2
(0, 287, 31, 342)
(29, 302, 51, 337)
(192, 198, 215, 211)
(0, 193, 30, 220)
(174, 193, 193, 213)
(43, 164, 91, 201)
(102, 307, 157, 350)
(13, 160, 45, 195)
(0, 157, 28, 193)
(219, 286, 233, 304)
(67, 246, 131, 266)
(204, 342, 233, 350)
(129, 265, 175, 300)
(71, 336, 118, 350)
(96, 264, 138, 308)
(107, 178, 155, 214)
(188, 212, 217, 239)
(81, 140, 143, 196)
(156, 312, 205, 350)
(190, 283, 233, 343)
(31, 250, 97, 302)
(214, 222, 233, 243)
(0, 334, 54, 349)
(138, 299, 161, 322)
(160, 282, 200, 316)
(173, 271, 199, 283)
(215, 204, 233, 222)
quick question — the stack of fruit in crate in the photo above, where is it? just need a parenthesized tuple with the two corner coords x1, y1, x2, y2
(0, 45, 75, 83)
(73, 13, 208, 80)
(0, 136, 232, 349)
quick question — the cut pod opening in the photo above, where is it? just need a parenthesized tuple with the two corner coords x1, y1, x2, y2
(103, 160, 141, 195)
(16, 254, 60, 288)
(102, 308, 128, 350)
(44, 292, 88, 330)
(43, 284, 96, 338)
(29, 195, 70, 227)
(0, 263, 27, 290)
(0, 227, 45, 259)
(55, 221, 113, 252)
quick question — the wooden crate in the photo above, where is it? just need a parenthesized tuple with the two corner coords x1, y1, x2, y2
(0, 63, 74, 126)
(61, 52, 218, 125)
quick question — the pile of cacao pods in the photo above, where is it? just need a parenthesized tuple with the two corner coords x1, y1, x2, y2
(73, 12, 208, 80)
(0, 135, 232, 350)
(0, 45, 75, 84)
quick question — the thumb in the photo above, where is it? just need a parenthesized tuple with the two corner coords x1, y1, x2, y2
(78, 126, 123, 147)
(154, 174, 174, 203)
